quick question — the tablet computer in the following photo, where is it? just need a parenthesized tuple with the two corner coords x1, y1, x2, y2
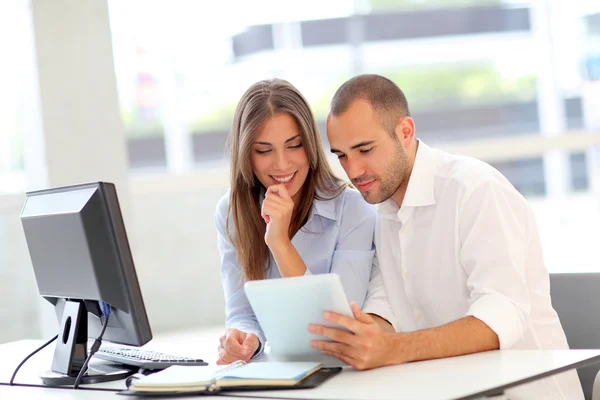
(244, 274, 353, 366)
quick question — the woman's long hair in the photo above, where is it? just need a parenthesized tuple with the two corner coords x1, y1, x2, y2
(227, 79, 345, 281)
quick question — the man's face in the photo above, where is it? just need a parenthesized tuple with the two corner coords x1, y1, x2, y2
(327, 100, 410, 204)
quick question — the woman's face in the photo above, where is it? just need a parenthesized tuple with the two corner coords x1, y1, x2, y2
(250, 113, 310, 202)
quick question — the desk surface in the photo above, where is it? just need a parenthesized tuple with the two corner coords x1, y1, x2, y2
(0, 329, 228, 399)
(0, 327, 224, 391)
(234, 349, 600, 400)
(1, 331, 599, 400)
(0, 384, 229, 400)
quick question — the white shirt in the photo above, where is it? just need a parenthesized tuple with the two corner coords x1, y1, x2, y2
(368, 140, 583, 400)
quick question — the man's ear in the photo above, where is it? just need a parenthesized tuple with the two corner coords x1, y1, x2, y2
(394, 117, 415, 148)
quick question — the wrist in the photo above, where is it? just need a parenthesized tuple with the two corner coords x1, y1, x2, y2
(268, 238, 293, 255)
(388, 332, 410, 365)
(270, 241, 307, 277)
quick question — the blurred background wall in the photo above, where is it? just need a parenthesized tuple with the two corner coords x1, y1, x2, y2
(1, 0, 599, 346)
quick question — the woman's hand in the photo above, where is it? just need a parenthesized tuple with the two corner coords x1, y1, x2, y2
(216, 328, 260, 365)
(261, 184, 294, 250)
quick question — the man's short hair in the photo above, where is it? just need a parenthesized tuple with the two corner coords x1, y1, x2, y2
(329, 74, 411, 135)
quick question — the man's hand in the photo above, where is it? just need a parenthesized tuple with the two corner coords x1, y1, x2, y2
(261, 184, 294, 250)
(216, 328, 260, 365)
(309, 303, 397, 370)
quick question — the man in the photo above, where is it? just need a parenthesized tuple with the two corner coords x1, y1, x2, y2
(309, 74, 584, 399)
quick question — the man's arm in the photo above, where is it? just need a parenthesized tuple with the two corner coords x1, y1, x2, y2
(389, 316, 499, 364)
(312, 180, 534, 369)
(368, 314, 395, 333)
(310, 304, 498, 370)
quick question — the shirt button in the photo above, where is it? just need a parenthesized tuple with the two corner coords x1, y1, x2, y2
(415, 311, 423, 319)
(403, 271, 410, 279)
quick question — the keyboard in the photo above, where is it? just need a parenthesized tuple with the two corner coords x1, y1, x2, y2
(96, 347, 208, 370)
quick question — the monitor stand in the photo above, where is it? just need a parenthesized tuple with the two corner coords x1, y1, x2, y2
(39, 299, 135, 386)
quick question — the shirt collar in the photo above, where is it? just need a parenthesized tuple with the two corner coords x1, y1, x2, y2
(311, 195, 337, 221)
(378, 139, 437, 217)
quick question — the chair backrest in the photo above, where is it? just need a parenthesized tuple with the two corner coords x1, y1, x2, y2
(550, 272, 600, 400)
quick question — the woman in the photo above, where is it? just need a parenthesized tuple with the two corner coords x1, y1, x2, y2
(215, 79, 376, 364)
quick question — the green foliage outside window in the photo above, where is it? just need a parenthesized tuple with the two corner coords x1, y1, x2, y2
(309, 64, 536, 120)
(127, 63, 535, 137)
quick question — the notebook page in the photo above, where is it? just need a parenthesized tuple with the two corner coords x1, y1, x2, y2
(134, 365, 222, 386)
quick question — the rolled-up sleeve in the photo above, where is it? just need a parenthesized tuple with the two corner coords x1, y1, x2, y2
(362, 253, 398, 330)
(459, 181, 531, 350)
(215, 195, 266, 358)
(330, 191, 376, 308)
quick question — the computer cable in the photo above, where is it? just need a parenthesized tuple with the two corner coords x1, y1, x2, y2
(9, 334, 58, 385)
(73, 301, 111, 389)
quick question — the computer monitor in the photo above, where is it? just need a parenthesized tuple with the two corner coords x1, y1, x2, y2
(20, 181, 152, 385)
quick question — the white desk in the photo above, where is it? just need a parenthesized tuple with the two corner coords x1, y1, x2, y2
(1, 334, 599, 400)
(0, 329, 227, 399)
(0, 384, 231, 400)
(0, 327, 224, 391)
(234, 349, 600, 400)
(0, 384, 134, 400)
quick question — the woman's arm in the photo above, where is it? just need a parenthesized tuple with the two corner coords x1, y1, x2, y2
(261, 184, 308, 277)
(215, 194, 266, 358)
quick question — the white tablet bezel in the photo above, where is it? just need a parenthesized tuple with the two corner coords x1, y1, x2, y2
(244, 273, 353, 365)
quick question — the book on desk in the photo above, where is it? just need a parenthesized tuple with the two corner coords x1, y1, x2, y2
(120, 361, 341, 396)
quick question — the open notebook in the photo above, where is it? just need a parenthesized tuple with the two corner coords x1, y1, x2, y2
(121, 361, 341, 396)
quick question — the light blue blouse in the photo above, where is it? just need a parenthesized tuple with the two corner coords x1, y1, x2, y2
(215, 187, 376, 358)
